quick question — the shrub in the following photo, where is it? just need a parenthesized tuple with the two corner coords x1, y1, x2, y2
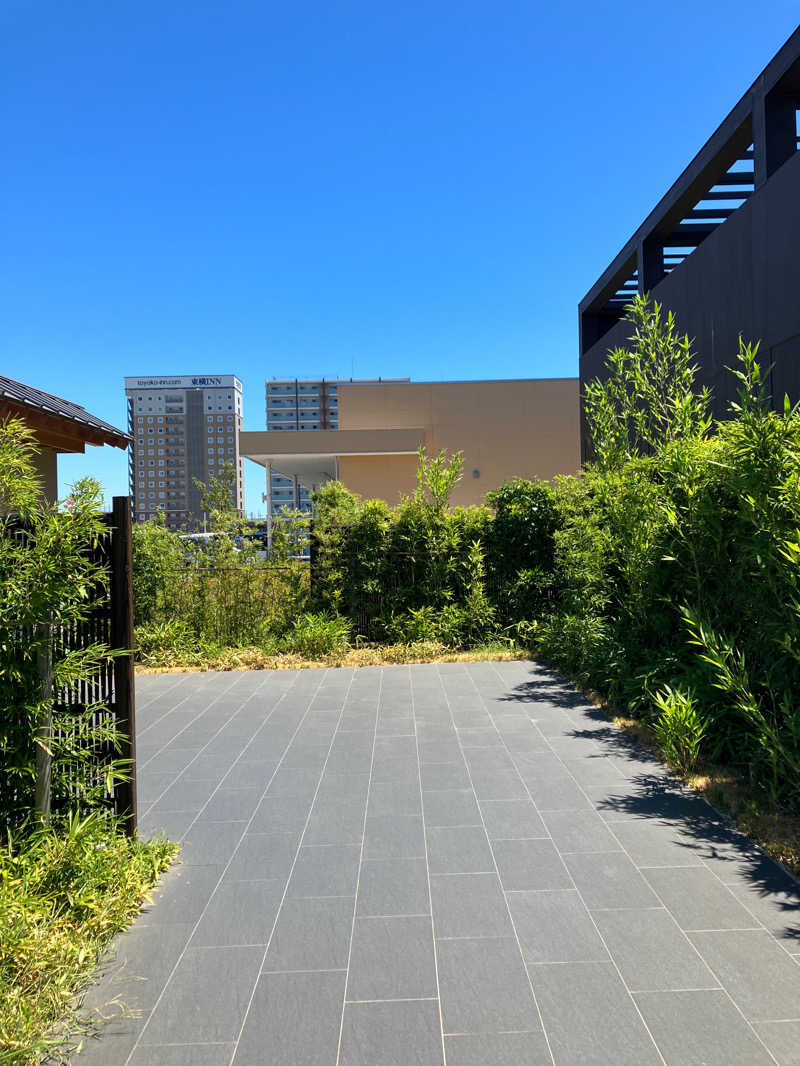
(530, 298, 800, 808)
(0, 812, 175, 1064)
(652, 686, 708, 773)
(283, 612, 351, 659)
(0, 419, 129, 827)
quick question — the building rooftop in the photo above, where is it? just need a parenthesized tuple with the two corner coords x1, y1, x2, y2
(579, 25, 800, 351)
(0, 375, 129, 450)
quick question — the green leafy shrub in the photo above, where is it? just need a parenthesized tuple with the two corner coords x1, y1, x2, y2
(528, 296, 800, 808)
(0, 812, 175, 1064)
(486, 477, 562, 622)
(0, 419, 130, 827)
(652, 686, 708, 773)
(283, 612, 351, 659)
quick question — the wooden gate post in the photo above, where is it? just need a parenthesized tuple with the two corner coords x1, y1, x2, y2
(111, 496, 137, 835)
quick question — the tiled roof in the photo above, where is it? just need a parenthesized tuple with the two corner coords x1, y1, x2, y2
(0, 375, 129, 448)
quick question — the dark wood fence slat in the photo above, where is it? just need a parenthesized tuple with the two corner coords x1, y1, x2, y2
(110, 497, 137, 835)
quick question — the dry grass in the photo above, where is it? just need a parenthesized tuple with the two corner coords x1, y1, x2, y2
(136, 641, 529, 674)
(610, 713, 800, 880)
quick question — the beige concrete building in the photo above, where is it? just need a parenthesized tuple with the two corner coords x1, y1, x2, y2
(241, 377, 579, 511)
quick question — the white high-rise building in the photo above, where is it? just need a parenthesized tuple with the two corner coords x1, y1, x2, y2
(125, 374, 244, 528)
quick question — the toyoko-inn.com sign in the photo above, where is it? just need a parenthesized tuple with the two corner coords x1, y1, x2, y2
(124, 375, 241, 391)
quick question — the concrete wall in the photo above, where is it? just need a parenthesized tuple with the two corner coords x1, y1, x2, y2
(337, 378, 580, 507)
(337, 453, 419, 503)
(580, 149, 800, 456)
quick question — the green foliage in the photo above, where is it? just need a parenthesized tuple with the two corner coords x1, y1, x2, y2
(0, 419, 129, 827)
(528, 304, 800, 809)
(414, 445, 464, 509)
(486, 477, 561, 622)
(311, 449, 498, 642)
(192, 460, 239, 531)
(652, 686, 708, 773)
(0, 811, 175, 1065)
(131, 514, 185, 625)
(584, 295, 711, 469)
(282, 612, 351, 659)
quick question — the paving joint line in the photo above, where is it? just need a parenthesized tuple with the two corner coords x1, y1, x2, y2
(484, 658, 782, 1065)
(122, 668, 328, 1065)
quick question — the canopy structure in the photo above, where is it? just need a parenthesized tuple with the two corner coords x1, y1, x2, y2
(239, 427, 424, 522)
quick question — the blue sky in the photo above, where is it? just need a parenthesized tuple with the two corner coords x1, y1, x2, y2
(2, 2, 797, 515)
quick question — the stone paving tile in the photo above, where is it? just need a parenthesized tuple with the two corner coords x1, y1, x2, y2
(263, 896, 354, 971)
(357, 856, 430, 916)
(479, 797, 547, 840)
(223, 830, 297, 882)
(426, 825, 494, 874)
(688, 929, 800, 1021)
(189, 879, 284, 946)
(508, 888, 607, 965)
(593, 907, 719, 991)
(72, 664, 800, 1066)
(531, 961, 663, 1066)
(727, 873, 800, 944)
(493, 837, 572, 891)
(752, 1020, 800, 1065)
(634, 990, 775, 1065)
(339, 1000, 443, 1066)
(234, 970, 346, 1066)
(562, 850, 661, 910)
(130, 1044, 236, 1066)
(347, 916, 436, 1001)
(140, 945, 262, 1044)
(540, 808, 622, 853)
(443, 1032, 552, 1066)
(421, 787, 481, 827)
(642, 865, 761, 931)
(436, 936, 541, 1034)
(430, 872, 512, 939)
(363, 813, 425, 859)
(286, 843, 361, 898)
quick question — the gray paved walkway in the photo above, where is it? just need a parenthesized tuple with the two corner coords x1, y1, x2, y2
(73, 661, 800, 1066)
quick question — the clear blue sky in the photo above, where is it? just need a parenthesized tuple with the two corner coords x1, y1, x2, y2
(2, 2, 797, 515)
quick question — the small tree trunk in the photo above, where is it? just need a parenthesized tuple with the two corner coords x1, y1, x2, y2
(35, 623, 53, 820)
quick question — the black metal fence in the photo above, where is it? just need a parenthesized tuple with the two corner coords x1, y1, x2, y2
(0, 497, 137, 834)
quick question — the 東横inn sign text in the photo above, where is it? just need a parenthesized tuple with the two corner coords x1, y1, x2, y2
(124, 375, 242, 391)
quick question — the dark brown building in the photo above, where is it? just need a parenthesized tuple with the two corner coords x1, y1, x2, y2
(579, 27, 800, 460)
